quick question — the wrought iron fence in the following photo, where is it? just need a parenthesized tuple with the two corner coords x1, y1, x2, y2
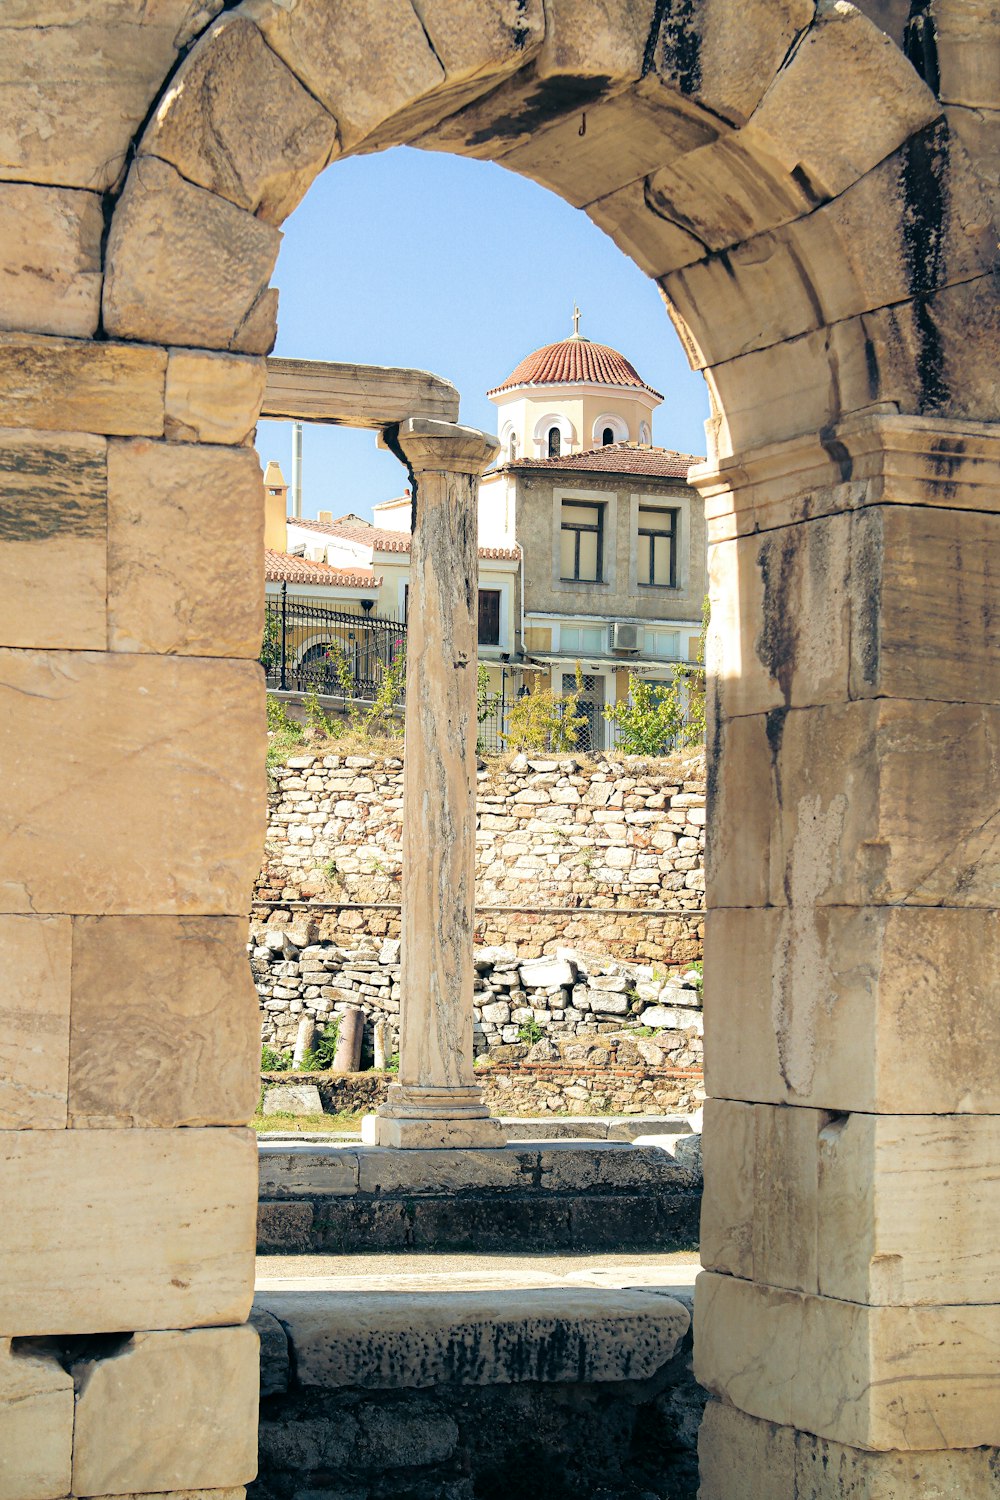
(262, 585, 407, 701)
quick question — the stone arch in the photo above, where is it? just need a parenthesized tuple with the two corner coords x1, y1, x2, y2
(3, 3, 1000, 1498)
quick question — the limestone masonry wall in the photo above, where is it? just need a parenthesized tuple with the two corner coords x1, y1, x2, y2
(256, 749, 705, 952)
(253, 750, 706, 1066)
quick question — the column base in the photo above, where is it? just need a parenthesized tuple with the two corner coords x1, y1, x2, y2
(362, 1083, 504, 1150)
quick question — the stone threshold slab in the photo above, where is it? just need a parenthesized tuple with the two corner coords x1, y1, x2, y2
(254, 1284, 691, 1390)
(257, 1137, 697, 1200)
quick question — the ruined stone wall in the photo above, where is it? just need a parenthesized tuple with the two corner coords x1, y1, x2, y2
(255, 748, 706, 960)
(254, 926, 703, 1060)
(258, 750, 706, 908)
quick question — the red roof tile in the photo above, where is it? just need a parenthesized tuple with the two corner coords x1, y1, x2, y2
(265, 549, 382, 588)
(488, 337, 662, 398)
(502, 443, 701, 479)
(288, 516, 520, 562)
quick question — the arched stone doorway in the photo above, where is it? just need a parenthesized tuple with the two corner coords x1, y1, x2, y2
(1, 2, 998, 1495)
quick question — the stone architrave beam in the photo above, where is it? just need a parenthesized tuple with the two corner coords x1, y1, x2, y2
(261, 357, 459, 429)
(363, 417, 502, 1150)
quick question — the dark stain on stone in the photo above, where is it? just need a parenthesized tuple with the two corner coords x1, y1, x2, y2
(790, 163, 824, 207)
(463, 74, 612, 148)
(0, 443, 105, 542)
(819, 429, 853, 483)
(851, 511, 883, 690)
(512, 0, 532, 50)
(862, 329, 881, 399)
(900, 119, 951, 411)
(765, 705, 788, 813)
(648, 0, 702, 97)
(755, 533, 800, 706)
(705, 686, 722, 819)
(903, 3, 940, 96)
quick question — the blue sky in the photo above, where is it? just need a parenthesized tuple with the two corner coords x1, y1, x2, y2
(256, 146, 709, 521)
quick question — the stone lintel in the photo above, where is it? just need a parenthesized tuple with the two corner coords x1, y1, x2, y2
(263, 357, 459, 430)
(691, 411, 1000, 541)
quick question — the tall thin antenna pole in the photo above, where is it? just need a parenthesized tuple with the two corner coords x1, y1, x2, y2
(291, 421, 303, 518)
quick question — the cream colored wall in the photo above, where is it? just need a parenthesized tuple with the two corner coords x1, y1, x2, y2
(264, 483, 288, 551)
(491, 383, 659, 460)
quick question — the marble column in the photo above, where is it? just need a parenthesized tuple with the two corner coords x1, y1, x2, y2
(363, 418, 503, 1149)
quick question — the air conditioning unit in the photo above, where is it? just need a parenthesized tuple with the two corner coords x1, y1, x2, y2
(611, 622, 640, 653)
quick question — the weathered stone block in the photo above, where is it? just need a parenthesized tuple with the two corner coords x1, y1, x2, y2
(145, 15, 338, 223)
(586, 176, 705, 279)
(704, 906, 1000, 1113)
(103, 159, 281, 352)
(68, 916, 259, 1128)
(256, 1199, 315, 1251)
(0, 184, 103, 337)
(743, 2, 939, 199)
(698, 1400, 795, 1500)
(702, 1099, 1000, 1305)
(663, 122, 998, 369)
(245, 0, 444, 152)
(648, 0, 813, 127)
(710, 700, 1000, 909)
(0, 427, 107, 651)
(0, 1128, 256, 1335)
(71, 1325, 259, 1496)
(0, 651, 264, 916)
(107, 439, 263, 657)
(708, 504, 1000, 716)
(699, 1401, 1000, 1500)
(410, 0, 545, 86)
(0, 1337, 73, 1500)
(536, 0, 656, 84)
(0, 10, 221, 190)
(260, 1084, 326, 1120)
(644, 126, 819, 258)
(0, 915, 71, 1129)
(696, 1270, 1000, 1450)
(500, 89, 717, 211)
(257, 1286, 689, 1388)
(164, 350, 266, 445)
(0, 335, 165, 438)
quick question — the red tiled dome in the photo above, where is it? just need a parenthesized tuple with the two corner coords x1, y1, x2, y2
(488, 337, 662, 399)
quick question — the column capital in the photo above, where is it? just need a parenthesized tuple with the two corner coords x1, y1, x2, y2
(393, 417, 499, 476)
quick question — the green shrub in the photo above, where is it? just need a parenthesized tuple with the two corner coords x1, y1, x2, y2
(297, 1020, 340, 1072)
(504, 665, 586, 752)
(261, 1043, 290, 1072)
(517, 1018, 544, 1046)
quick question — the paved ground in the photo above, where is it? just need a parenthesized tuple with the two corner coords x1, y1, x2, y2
(256, 1249, 701, 1291)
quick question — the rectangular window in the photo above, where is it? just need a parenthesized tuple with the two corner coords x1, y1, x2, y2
(560, 501, 603, 583)
(637, 506, 677, 587)
(561, 624, 605, 654)
(648, 630, 681, 660)
(477, 588, 501, 646)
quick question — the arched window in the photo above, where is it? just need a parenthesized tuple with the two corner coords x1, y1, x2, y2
(509, 432, 517, 460)
(547, 426, 562, 458)
(602, 426, 615, 446)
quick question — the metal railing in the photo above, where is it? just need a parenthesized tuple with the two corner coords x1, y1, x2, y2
(261, 585, 407, 700)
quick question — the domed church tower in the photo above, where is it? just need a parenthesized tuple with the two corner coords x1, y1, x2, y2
(487, 308, 662, 463)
